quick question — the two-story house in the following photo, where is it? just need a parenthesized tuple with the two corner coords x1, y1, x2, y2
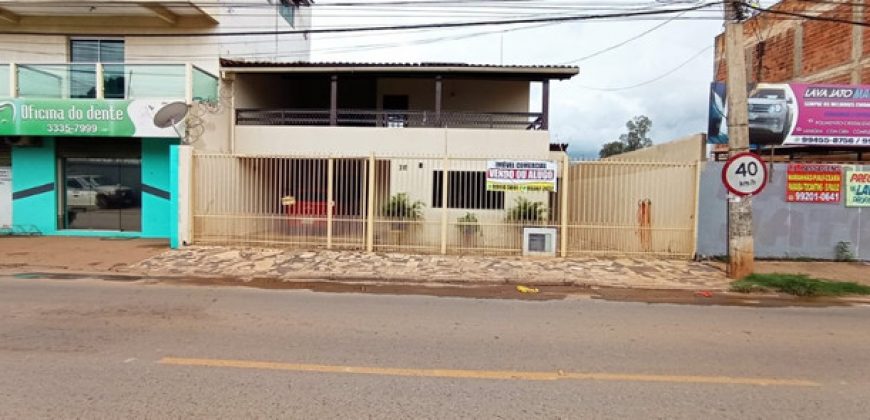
(189, 60, 578, 252)
(0, 0, 313, 237)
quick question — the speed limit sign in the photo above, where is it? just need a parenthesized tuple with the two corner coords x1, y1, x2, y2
(721, 152, 768, 196)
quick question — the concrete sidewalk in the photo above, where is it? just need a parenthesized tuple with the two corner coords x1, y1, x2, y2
(128, 246, 730, 290)
(12, 237, 866, 291)
(0, 236, 168, 273)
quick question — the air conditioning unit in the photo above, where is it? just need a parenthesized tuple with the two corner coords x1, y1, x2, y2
(522, 227, 557, 257)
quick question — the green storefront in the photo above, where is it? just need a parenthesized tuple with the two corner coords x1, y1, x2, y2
(2, 98, 180, 238)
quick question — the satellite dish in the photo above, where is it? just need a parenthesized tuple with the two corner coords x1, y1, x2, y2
(153, 101, 189, 129)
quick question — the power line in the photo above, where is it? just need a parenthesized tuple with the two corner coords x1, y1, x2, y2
(576, 44, 712, 91)
(742, 1, 870, 27)
(554, 10, 686, 64)
(0, 1, 725, 37)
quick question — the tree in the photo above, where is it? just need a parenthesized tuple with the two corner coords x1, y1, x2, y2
(598, 141, 624, 158)
(599, 115, 654, 158)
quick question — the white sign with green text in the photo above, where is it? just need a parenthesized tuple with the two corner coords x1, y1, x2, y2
(0, 98, 184, 138)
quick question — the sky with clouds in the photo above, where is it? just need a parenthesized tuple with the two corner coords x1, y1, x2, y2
(305, 1, 779, 156)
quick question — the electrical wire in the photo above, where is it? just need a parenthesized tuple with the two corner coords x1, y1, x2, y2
(575, 44, 712, 91)
(554, 10, 687, 64)
(741, 1, 870, 27)
(0, 1, 725, 37)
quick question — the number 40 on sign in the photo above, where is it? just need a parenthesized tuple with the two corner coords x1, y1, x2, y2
(721, 152, 768, 197)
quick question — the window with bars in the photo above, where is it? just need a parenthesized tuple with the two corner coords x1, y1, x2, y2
(431, 170, 504, 210)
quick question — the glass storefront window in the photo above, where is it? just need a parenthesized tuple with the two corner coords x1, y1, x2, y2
(58, 138, 142, 232)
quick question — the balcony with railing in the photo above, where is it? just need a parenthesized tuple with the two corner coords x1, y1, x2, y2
(1, 63, 218, 102)
(229, 73, 555, 131)
(236, 109, 545, 130)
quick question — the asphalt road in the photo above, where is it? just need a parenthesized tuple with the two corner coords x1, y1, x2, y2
(1, 276, 869, 419)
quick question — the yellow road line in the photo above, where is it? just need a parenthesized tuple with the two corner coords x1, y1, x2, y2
(159, 357, 820, 387)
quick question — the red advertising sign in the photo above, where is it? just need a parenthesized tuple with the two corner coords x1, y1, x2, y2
(786, 164, 842, 203)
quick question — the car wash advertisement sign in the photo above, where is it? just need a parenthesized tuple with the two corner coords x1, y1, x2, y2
(845, 170, 870, 207)
(486, 160, 557, 192)
(708, 82, 870, 147)
(0, 99, 182, 138)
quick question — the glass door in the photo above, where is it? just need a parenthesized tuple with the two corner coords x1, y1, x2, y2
(63, 158, 141, 232)
(59, 139, 142, 232)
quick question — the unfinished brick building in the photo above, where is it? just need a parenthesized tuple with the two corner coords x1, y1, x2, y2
(714, 0, 867, 85)
(712, 0, 870, 161)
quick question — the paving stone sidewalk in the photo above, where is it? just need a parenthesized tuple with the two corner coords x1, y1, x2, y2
(129, 246, 729, 290)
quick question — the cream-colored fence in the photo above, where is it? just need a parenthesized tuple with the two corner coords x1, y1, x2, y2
(192, 153, 699, 258)
(564, 161, 699, 257)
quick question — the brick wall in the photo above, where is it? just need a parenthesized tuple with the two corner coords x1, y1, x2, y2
(801, 4, 853, 76)
(714, 0, 865, 85)
(755, 29, 794, 82)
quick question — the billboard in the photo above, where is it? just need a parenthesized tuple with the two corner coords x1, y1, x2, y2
(486, 160, 557, 192)
(0, 98, 183, 138)
(845, 170, 870, 207)
(785, 164, 842, 203)
(708, 82, 870, 147)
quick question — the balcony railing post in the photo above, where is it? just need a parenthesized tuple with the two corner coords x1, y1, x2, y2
(434, 75, 442, 127)
(542, 79, 550, 130)
(95, 63, 105, 99)
(9, 63, 17, 98)
(185, 63, 194, 103)
(330, 75, 338, 126)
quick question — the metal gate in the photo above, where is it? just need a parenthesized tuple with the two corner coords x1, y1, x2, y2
(192, 153, 699, 258)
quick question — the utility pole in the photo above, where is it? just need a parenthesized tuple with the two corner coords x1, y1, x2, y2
(724, 1, 754, 279)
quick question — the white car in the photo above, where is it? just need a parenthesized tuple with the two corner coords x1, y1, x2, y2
(66, 175, 135, 209)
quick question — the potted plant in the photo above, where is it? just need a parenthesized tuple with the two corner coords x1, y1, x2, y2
(456, 212, 481, 247)
(382, 193, 424, 232)
(505, 197, 546, 225)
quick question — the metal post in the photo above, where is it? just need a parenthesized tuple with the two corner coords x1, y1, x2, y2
(440, 156, 449, 255)
(541, 79, 550, 130)
(330, 74, 338, 126)
(366, 153, 376, 252)
(95, 63, 105, 99)
(724, 1, 754, 279)
(327, 157, 335, 250)
(691, 161, 703, 259)
(560, 153, 570, 257)
(185, 63, 194, 103)
(435, 75, 443, 127)
(9, 63, 17, 98)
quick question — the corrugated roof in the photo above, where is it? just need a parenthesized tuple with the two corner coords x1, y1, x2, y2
(219, 59, 579, 79)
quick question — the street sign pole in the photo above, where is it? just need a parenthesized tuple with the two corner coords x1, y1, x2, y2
(724, 1, 754, 279)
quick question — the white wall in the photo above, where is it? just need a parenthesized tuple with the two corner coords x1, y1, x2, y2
(0, 0, 312, 73)
(233, 126, 552, 158)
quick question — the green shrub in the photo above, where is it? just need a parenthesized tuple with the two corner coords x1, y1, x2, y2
(506, 197, 546, 224)
(382, 193, 423, 220)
